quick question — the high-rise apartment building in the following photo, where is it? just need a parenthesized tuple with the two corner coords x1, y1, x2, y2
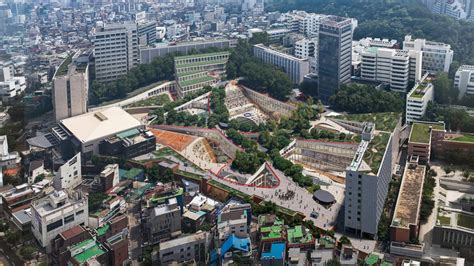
(403, 35, 454, 74)
(53, 50, 89, 122)
(318, 15, 353, 103)
(253, 44, 310, 84)
(360, 47, 422, 92)
(94, 22, 139, 82)
(31, 190, 89, 252)
(454, 65, 474, 98)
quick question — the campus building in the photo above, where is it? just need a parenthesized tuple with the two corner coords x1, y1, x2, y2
(390, 163, 426, 247)
(318, 15, 353, 103)
(344, 124, 394, 238)
(55, 107, 146, 161)
(294, 38, 318, 73)
(137, 21, 157, 47)
(174, 52, 230, 97)
(140, 39, 236, 64)
(360, 47, 422, 92)
(31, 190, 89, 251)
(94, 22, 139, 82)
(52, 50, 89, 122)
(403, 35, 454, 74)
(253, 44, 310, 84)
(407, 122, 445, 164)
(406, 74, 435, 124)
(454, 65, 474, 99)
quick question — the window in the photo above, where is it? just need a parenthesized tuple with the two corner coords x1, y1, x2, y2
(76, 210, 84, 216)
(64, 214, 74, 224)
(47, 220, 63, 232)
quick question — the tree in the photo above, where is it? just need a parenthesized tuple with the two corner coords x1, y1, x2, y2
(329, 84, 404, 113)
(337, 235, 352, 249)
(20, 245, 36, 260)
(5, 229, 20, 245)
(433, 72, 458, 104)
(34, 174, 45, 183)
(88, 193, 108, 213)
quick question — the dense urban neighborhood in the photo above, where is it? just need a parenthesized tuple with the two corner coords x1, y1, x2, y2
(0, 0, 474, 265)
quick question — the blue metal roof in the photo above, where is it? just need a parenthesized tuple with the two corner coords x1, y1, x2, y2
(261, 242, 286, 260)
(220, 234, 250, 255)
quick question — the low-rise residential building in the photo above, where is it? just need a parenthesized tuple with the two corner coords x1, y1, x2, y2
(1, 183, 41, 218)
(253, 44, 310, 84)
(158, 231, 210, 265)
(31, 190, 89, 251)
(100, 128, 156, 159)
(89, 195, 126, 228)
(143, 197, 182, 244)
(406, 74, 435, 124)
(0, 135, 20, 169)
(454, 65, 474, 99)
(54, 153, 82, 190)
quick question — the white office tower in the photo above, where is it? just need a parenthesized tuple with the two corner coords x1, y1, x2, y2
(31, 190, 88, 251)
(403, 35, 454, 74)
(454, 65, 474, 98)
(360, 47, 422, 93)
(94, 22, 139, 82)
(294, 38, 318, 73)
(53, 153, 82, 190)
(53, 51, 89, 122)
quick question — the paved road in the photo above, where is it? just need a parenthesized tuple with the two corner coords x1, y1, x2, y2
(0, 240, 23, 266)
(127, 202, 143, 265)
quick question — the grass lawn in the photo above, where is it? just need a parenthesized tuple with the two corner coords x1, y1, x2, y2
(340, 112, 401, 132)
(450, 134, 474, 143)
(457, 213, 474, 229)
(364, 132, 391, 172)
(128, 93, 171, 107)
(410, 123, 444, 144)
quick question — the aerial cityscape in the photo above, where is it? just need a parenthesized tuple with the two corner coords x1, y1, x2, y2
(0, 0, 474, 265)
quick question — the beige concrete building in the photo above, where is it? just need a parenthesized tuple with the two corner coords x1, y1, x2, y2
(53, 51, 89, 122)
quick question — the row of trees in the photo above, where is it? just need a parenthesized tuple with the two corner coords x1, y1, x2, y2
(423, 102, 474, 132)
(329, 84, 405, 113)
(226, 33, 293, 101)
(433, 72, 474, 108)
(91, 54, 175, 104)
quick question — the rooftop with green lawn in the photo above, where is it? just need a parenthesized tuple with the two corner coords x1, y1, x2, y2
(409, 82, 431, 99)
(409, 122, 445, 144)
(174, 51, 230, 61)
(448, 134, 474, 143)
(287, 225, 313, 244)
(364, 132, 391, 172)
(179, 75, 215, 87)
(175, 58, 228, 68)
(340, 112, 400, 132)
(56, 55, 73, 76)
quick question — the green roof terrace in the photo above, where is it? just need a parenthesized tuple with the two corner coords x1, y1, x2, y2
(56, 54, 73, 76)
(287, 225, 313, 244)
(96, 223, 110, 237)
(448, 134, 474, 144)
(409, 122, 445, 144)
(73, 242, 106, 264)
(179, 75, 215, 87)
(175, 58, 228, 68)
(174, 51, 230, 61)
(260, 225, 284, 240)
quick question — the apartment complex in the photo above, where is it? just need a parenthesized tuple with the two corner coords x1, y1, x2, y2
(281, 11, 327, 38)
(406, 74, 435, 124)
(454, 65, 474, 98)
(174, 51, 229, 97)
(31, 190, 89, 251)
(52, 50, 90, 122)
(360, 47, 422, 92)
(318, 15, 353, 103)
(94, 22, 139, 82)
(344, 124, 394, 238)
(403, 35, 454, 74)
(253, 44, 310, 84)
